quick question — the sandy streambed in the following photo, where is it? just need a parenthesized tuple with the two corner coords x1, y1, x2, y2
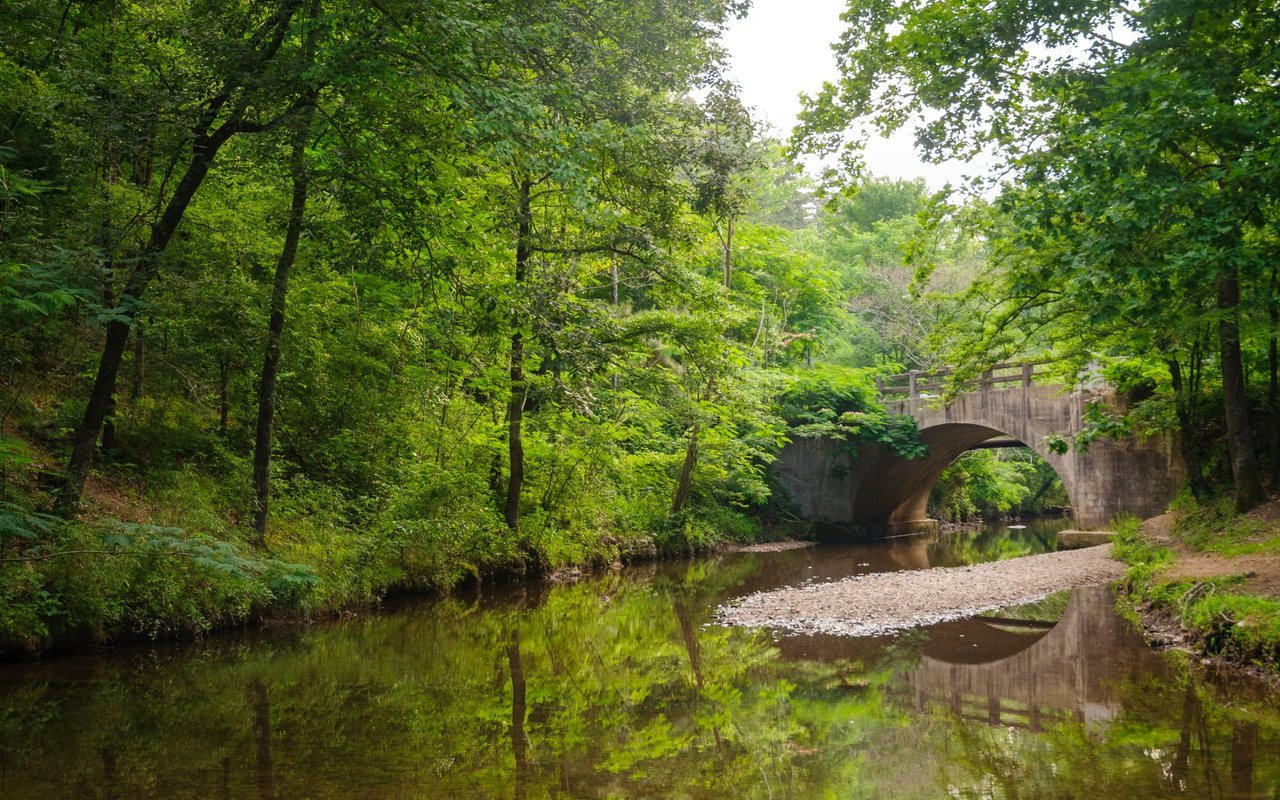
(716, 544, 1125, 637)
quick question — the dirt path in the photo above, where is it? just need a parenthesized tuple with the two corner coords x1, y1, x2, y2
(716, 545, 1125, 637)
(1141, 509, 1280, 597)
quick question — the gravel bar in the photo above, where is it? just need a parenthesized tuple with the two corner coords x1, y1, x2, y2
(716, 544, 1125, 637)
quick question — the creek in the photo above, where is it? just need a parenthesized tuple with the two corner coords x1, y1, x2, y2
(1, 519, 1277, 798)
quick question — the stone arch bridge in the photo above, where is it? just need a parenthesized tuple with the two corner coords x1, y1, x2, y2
(776, 363, 1182, 536)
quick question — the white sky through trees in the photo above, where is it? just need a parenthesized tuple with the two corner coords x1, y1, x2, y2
(720, 0, 986, 189)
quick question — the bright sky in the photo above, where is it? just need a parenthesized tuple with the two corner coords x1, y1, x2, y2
(719, 0, 987, 189)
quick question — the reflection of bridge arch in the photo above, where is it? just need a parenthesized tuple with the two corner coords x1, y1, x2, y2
(776, 369, 1182, 535)
(899, 586, 1167, 729)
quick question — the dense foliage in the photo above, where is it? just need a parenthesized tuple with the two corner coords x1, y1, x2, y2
(0, 0, 1166, 652)
(797, 0, 1280, 513)
(1, 0, 1023, 652)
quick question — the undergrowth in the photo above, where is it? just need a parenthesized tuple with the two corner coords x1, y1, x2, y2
(1111, 512, 1280, 671)
(1167, 495, 1277, 556)
(0, 460, 763, 655)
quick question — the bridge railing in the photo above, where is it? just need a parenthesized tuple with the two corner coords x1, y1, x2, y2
(876, 361, 1048, 401)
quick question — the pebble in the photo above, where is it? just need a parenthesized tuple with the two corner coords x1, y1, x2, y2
(715, 544, 1126, 637)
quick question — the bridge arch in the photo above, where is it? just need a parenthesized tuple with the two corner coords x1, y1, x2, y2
(850, 421, 1069, 532)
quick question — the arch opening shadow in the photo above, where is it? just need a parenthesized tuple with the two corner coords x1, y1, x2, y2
(851, 422, 1073, 535)
(774, 384, 1182, 534)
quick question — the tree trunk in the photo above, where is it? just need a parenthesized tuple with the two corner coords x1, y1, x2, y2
(671, 422, 699, 514)
(1217, 271, 1264, 511)
(253, 76, 317, 540)
(101, 393, 117, 453)
(1230, 721, 1258, 799)
(58, 2, 301, 518)
(1028, 474, 1056, 507)
(721, 216, 734, 289)
(218, 359, 230, 437)
(1169, 358, 1211, 502)
(62, 320, 131, 514)
(130, 323, 144, 401)
(1269, 263, 1278, 489)
(674, 600, 704, 689)
(507, 632, 529, 800)
(249, 679, 276, 800)
(62, 128, 231, 516)
(504, 178, 533, 532)
(1170, 681, 1197, 789)
(100, 747, 119, 800)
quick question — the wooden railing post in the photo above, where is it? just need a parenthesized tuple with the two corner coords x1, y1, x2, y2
(878, 360, 1046, 400)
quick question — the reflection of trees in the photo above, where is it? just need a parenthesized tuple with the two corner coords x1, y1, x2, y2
(927, 525, 1058, 568)
(1231, 721, 1258, 799)
(932, 671, 1274, 799)
(248, 679, 275, 800)
(1173, 682, 1196, 787)
(0, 562, 1276, 799)
(506, 631, 528, 800)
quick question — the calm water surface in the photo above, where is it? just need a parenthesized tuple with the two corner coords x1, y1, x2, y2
(2, 520, 1277, 798)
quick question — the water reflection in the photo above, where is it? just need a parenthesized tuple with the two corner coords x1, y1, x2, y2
(903, 586, 1169, 728)
(249, 678, 276, 800)
(0, 530, 1276, 799)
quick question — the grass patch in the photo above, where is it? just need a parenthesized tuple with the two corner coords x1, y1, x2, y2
(1110, 514, 1174, 586)
(1169, 495, 1275, 555)
(1214, 537, 1280, 558)
(982, 589, 1071, 623)
(1110, 510, 1280, 670)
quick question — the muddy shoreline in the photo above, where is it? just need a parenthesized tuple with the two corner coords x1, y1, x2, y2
(1125, 594, 1280, 691)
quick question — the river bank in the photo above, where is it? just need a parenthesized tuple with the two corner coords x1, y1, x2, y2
(716, 508, 1280, 682)
(1110, 500, 1280, 685)
(1, 462, 762, 658)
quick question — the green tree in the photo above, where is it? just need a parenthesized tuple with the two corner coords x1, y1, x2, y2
(14, 1, 320, 515)
(252, 0, 324, 539)
(426, 0, 748, 532)
(799, 0, 1280, 510)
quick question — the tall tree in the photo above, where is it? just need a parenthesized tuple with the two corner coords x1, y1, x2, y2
(252, 0, 324, 540)
(429, 0, 747, 532)
(57, 0, 311, 515)
(687, 90, 760, 290)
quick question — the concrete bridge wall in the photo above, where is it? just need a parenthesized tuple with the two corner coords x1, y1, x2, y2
(776, 384, 1181, 534)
